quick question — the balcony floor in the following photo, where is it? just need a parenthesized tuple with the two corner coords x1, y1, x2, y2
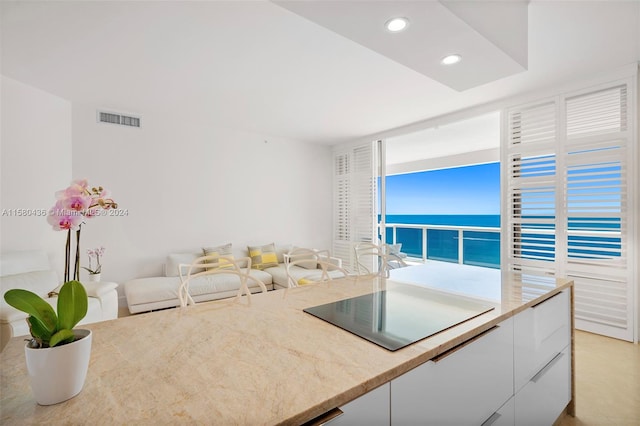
(389, 260, 502, 302)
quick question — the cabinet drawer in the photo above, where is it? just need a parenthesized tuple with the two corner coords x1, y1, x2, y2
(329, 383, 390, 425)
(481, 396, 514, 426)
(514, 290, 570, 391)
(391, 318, 514, 425)
(515, 346, 571, 426)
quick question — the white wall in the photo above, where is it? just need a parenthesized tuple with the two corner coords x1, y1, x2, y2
(72, 104, 333, 304)
(0, 76, 72, 275)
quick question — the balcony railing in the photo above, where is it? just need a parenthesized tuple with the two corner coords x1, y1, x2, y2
(382, 223, 501, 269)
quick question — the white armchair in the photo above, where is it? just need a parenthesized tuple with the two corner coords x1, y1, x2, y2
(0, 250, 118, 351)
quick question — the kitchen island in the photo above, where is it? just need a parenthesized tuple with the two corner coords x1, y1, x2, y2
(0, 268, 574, 425)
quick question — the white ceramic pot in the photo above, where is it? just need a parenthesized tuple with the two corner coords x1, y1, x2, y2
(24, 329, 92, 405)
(89, 273, 101, 282)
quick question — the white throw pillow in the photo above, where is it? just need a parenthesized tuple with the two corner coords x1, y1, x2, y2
(165, 253, 203, 277)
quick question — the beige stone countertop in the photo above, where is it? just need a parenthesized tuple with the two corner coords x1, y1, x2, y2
(1, 272, 573, 425)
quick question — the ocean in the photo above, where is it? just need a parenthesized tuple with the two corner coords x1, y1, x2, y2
(381, 214, 621, 268)
(381, 215, 501, 269)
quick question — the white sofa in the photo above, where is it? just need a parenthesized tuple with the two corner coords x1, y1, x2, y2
(0, 250, 119, 351)
(125, 244, 343, 314)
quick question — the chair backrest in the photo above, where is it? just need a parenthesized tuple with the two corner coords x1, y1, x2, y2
(354, 242, 407, 278)
(178, 255, 267, 307)
(284, 248, 348, 288)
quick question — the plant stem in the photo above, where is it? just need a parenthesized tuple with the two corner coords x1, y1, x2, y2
(65, 230, 71, 283)
(74, 225, 82, 281)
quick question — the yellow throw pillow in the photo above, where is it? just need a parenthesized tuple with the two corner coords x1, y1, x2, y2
(248, 243, 279, 270)
(202, 243, 234, 270)
(297, 277, 314, 286)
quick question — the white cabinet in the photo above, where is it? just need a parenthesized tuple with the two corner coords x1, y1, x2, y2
(513, 289, 572, 425)
(515, 346, 571, 425)
(514, 290, 571, 392)
(391, 318, 514, 425)
(323, 383, 390, 425)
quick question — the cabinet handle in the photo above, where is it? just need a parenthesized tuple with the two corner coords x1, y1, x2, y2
(432, 326, 499, 363)
(481, 412, 502, 426)
(531, 352, 564, 383)
(302, 407, 344, 426)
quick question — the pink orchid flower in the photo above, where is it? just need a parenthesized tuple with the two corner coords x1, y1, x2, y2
(47, 204, 83, 231)
(71, 179, 89, 189)
(64, 195, 93, 212)
(55, 179, 89, 200)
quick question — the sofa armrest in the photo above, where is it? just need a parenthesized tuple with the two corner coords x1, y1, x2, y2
(51, 281, 118, 299)
(83, 281, 118, 299)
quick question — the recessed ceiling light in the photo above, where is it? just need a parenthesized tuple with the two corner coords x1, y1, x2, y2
(385, 17, 409, 33)
(441, 54, 462, 65)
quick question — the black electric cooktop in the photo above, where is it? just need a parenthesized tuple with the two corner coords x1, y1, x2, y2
(304, 285, 494, 351)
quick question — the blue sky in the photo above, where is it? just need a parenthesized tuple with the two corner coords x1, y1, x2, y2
(384, 162, 500, 215)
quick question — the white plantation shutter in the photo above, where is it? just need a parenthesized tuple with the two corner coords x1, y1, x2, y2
(563, 84, 633, 340)
(333, 152, 352, 269)
(503, 79, 636, 341)
(505, 100, 558, 269)
(333, 142, 377, 272)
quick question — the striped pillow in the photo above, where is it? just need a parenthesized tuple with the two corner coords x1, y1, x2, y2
(248, 243, 279, 270)
(202, 243, 234, 269)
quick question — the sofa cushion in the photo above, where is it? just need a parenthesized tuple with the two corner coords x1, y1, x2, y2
(0, 269, 59, 298)
(202, 243, 234, 269)
(248, 243, 278, 270)
(166, 253, 204, 277)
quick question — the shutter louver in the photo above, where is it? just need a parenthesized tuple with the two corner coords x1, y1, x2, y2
(352, 145, 376, 244)
(334, 153, 351, 242)
(565, 141, 625, 263)
(566, 85, 627, 138)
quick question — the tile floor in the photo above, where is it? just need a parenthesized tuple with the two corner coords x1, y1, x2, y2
(118, 308, 638, 424)
(558, 330, 640, 426)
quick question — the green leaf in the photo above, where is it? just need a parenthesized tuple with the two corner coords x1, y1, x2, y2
(49, 329, 75, 347)
(4, 289, 57, 335)
(27, 315, 54, 344)
(57, 280, 88, 331)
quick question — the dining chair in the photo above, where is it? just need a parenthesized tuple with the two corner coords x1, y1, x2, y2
(178, 255, 267, 307)
(354, 242, 408, 278)
(284, 248, 349, 288)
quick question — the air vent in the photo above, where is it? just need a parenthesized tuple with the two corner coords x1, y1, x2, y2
(97, 110, 141, 128)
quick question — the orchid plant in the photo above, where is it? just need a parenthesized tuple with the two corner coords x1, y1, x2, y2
(47, 179, 117, 282)
(82, 247, 105, 275)
(3, 180, 117, 348)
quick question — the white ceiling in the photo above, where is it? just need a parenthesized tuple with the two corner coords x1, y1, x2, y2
(386, 111, 501, 166)
(275, 0, 529, 90)
(1, 1, 638, 145)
